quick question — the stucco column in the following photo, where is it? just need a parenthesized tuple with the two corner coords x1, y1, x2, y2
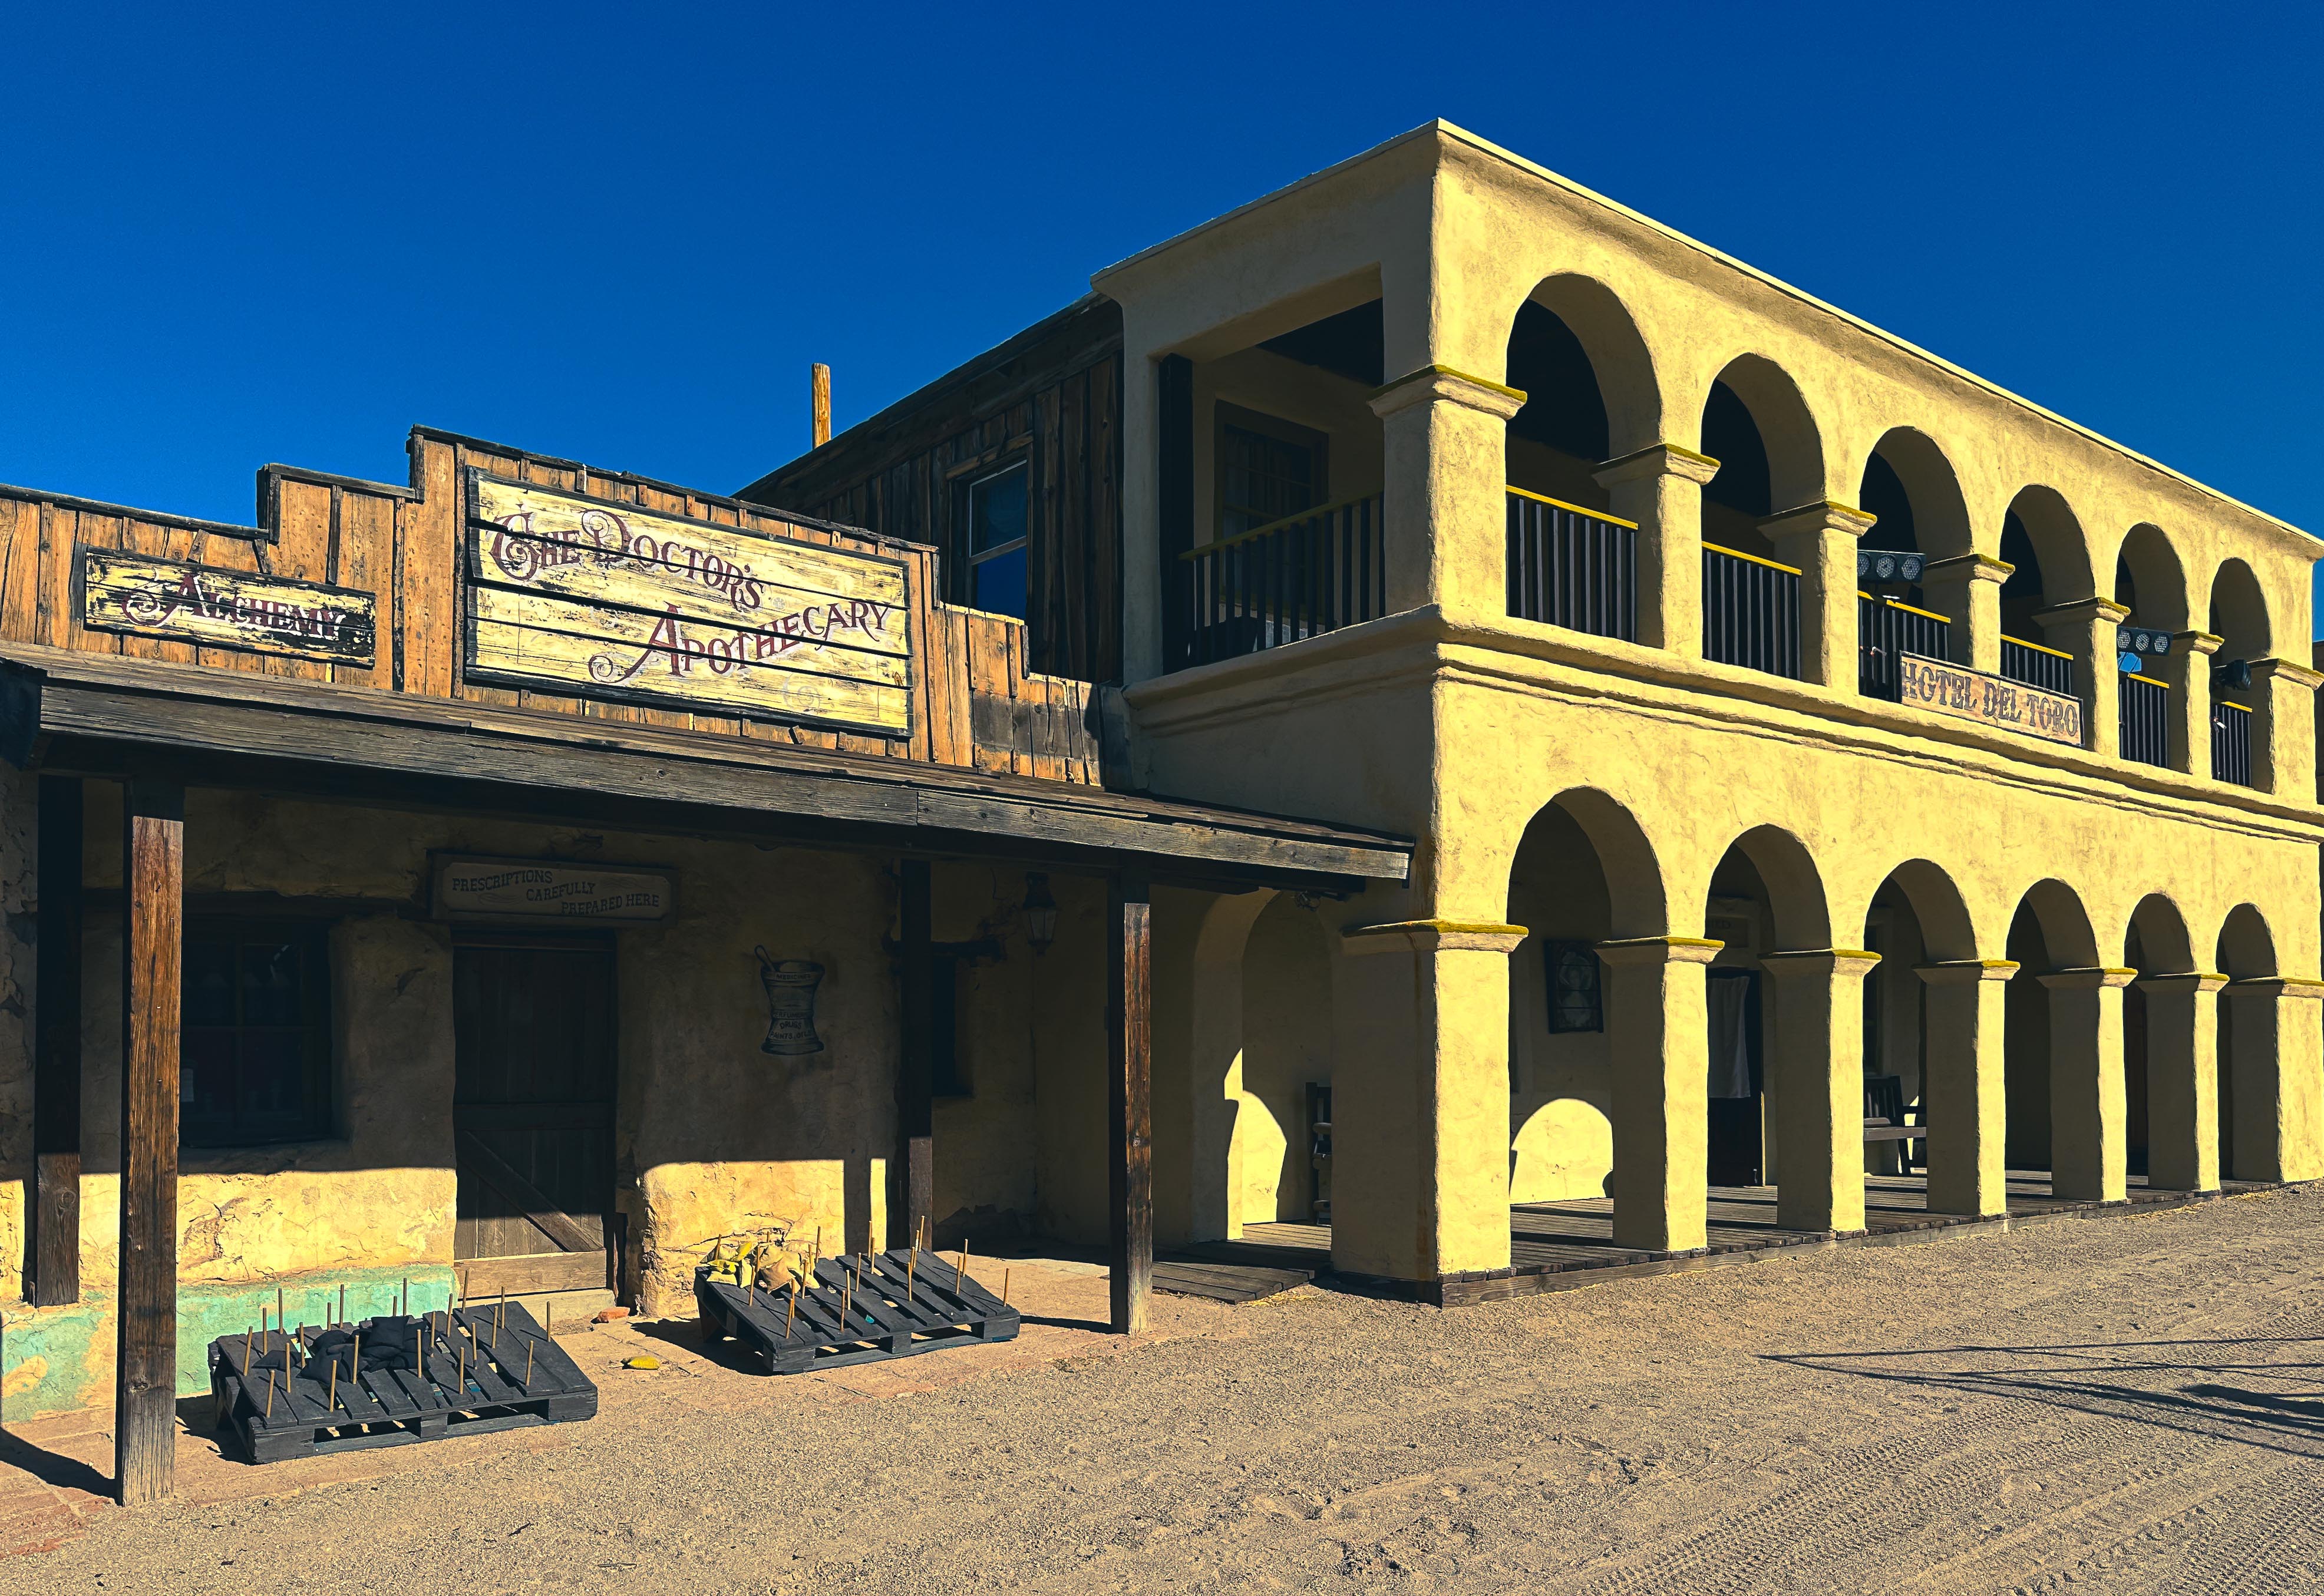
(2038, 966, 2136, 1201)
(1919, 554, 2011, 673)
(2138, 972, 2227, 1194)
(1596, 936, 1722, 1253)
(1367, 367, 1528, 626)
(2222, 976, 2324, 1183)
(1763, 503, 1878, 689)
(1593, 444, 1720, 656)
(2165, 631, 2222, 776)
(2249, 657, 2322, 799)
(1329, 917, 1527, 1284)
(1916, 960, 2016, 1217)
(1758, 949, 1881, 1234)
(2034, 597, 2130, 758)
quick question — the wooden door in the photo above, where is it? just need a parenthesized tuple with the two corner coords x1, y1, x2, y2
(453, 935, 616, 1296)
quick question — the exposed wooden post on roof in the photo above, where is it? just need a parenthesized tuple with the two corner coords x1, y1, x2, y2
(811, 363, 833, 449)
(893, 858, 935, 1249)
(1108, 868, 1154, 1335)
(115, 778, 183, 1506)
(31, 776, 84, 1307)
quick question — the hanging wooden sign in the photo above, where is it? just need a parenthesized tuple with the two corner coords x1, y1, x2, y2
(463, 474, 913, 737)
(78, 548, 378, 665)
(432, 854, 675, 926)
(1898, 652, 2084, 745)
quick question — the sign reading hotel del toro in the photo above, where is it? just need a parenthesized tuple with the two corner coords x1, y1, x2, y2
(463, 474, 913, 736)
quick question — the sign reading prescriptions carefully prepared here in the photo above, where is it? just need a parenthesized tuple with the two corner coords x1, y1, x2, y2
(433, 855, 674, 926)
(79, 548, 378, 665)
(463, 474, 911, 736)
(1898, 652, 2084, 746)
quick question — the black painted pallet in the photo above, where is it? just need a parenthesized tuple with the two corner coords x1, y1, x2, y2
(207, 1303, 597, 1465)
(696, 1248, 1019, 1374)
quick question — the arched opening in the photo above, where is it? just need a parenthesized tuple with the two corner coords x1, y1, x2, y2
(1699, 356, 1823, 562)
(1998, 486, 2097, 693)
(2114, 525, 2188, 766)
(2207, 560, 2271, 784)
(1861, 861, 1976, 1207)
(1858, 429, 1975, 692)
(1227, 894, 1333, 1228)
(2215, 903, 2277, 1180)
(2002, 880, 2099, 1179)
(1703, 826, 1830, 1215)
(2123, 894, 2196, 1182)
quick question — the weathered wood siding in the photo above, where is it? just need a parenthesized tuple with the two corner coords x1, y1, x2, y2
(0, 428, 1109, 784)
(744, 297, 1123, 688)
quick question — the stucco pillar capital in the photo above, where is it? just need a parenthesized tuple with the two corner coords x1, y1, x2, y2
(1916, 959, 2019, 987)
(1595, 935, 1724, 969)
(2034, 596, 2131, 631)
(1337, 918, 1529, 956)
(2225, 975, 2324, 1002)
(1594, 442, 1721, 489)
(1759, 501, 1877, 543)
(2175, 630, 2224, 657)
(2251, 657, 2324, 692)
(2036, 966, 2138, 992)
(2137, 971, 2230, 996)
(1923, 552, 2013, 587)
(1759, 948, 1881, 981)
(1366, 365, 1527, 422)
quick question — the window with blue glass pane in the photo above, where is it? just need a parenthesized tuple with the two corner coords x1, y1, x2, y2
(966, 462, 1028, 619)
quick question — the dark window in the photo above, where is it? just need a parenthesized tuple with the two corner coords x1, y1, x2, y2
(1218, 411, 1323, 540)
(1543, 940, 1603, 1033)
(964, 462, 1028, 619)
(181, 920, 333, 1147)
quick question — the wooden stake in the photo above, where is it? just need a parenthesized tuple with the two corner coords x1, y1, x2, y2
(811, 362, 832, 448)
(546, 1299, 554, 1339)
(338, 1283, 346, 1326)
(955, 1251, 966, 1293)
(263, 1370, 274, 1420)
(523, 1339, 534, 1386)
(1003, 1268, 1011, 1306)
(784, 1291, 796, 1339)
(326, 1354, 336, 1413)
(278, 1286, 285, 1335)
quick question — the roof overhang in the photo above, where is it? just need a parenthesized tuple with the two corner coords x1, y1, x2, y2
(0, 647, 1409, 893)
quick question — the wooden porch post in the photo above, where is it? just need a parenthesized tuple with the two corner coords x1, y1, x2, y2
(1108, 868, 1153, 1335)
(115, 779, 183, 1507)
(31, 776, 84, 1307)
(893, 858, 935, 1249)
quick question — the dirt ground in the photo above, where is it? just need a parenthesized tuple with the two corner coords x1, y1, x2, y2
(5, 1187, 2323, 1594)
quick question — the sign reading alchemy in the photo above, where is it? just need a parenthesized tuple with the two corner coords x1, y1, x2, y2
(463, 474, 914, 737)
(79, 548, 379, 665)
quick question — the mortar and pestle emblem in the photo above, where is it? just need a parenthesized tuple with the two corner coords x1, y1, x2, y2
(755, 947, 826, 1056)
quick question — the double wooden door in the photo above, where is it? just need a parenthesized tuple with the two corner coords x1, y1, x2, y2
(452, 935, 617, 1295)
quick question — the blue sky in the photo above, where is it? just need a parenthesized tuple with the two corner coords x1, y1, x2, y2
(4, 4, 2317, 624)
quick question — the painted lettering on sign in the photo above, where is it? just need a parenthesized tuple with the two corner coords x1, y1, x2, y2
(80, 548, 378, 665)
(463, 475, 912, 736)
(433, 855, 675, 926)
(1897, 652, 2084, 745)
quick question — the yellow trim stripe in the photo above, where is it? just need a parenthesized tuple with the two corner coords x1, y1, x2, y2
(2003, 633, 2075, 662)
(1504, 485, 1640, 530)
(1702, 541, 1803, 577)
(2217, 699, 2253, 714)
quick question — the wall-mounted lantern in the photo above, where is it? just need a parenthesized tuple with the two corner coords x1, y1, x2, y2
(755, 947, 826, 1055)
(1021, 873, 1058, 956)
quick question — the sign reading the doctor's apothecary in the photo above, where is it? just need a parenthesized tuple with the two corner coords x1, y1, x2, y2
(78, 548, 378, 665)
(462, 474, 913, 736)
(432, 854, 675, 926)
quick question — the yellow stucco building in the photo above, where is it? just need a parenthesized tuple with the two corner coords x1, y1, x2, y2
(1, 120, 2316, 1498)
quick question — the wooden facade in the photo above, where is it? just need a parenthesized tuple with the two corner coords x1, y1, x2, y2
(740, 295, 1124, 687)
(0, 427, 1113, 784)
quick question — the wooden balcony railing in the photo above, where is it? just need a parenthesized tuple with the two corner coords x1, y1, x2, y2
(2000, 635, 2074, 696)
(1506, 488, 1637, 641)
(2119, 673, 2170, 768)
(2212, 698, 2254, 787)
(1857, 593, 1952, 699)
(1181, 492, 1384, 667)
(1702, 543, 1801, 679)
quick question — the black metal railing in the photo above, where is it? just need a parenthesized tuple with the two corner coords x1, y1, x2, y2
(2000, 635, 2075, 696)
(1506, 488, 1637, 640)
(1182, 492, 1384, 666)
(2212, 699, 2254, 787)
(1857, 593, 1952, 699)
(1702, 543, 1800, 678)
(2119, 673, 2170, 767)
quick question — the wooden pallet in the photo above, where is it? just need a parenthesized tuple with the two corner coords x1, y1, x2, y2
(696, 1248, 1019, 1374)
(207, 1304, 597, 1465)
